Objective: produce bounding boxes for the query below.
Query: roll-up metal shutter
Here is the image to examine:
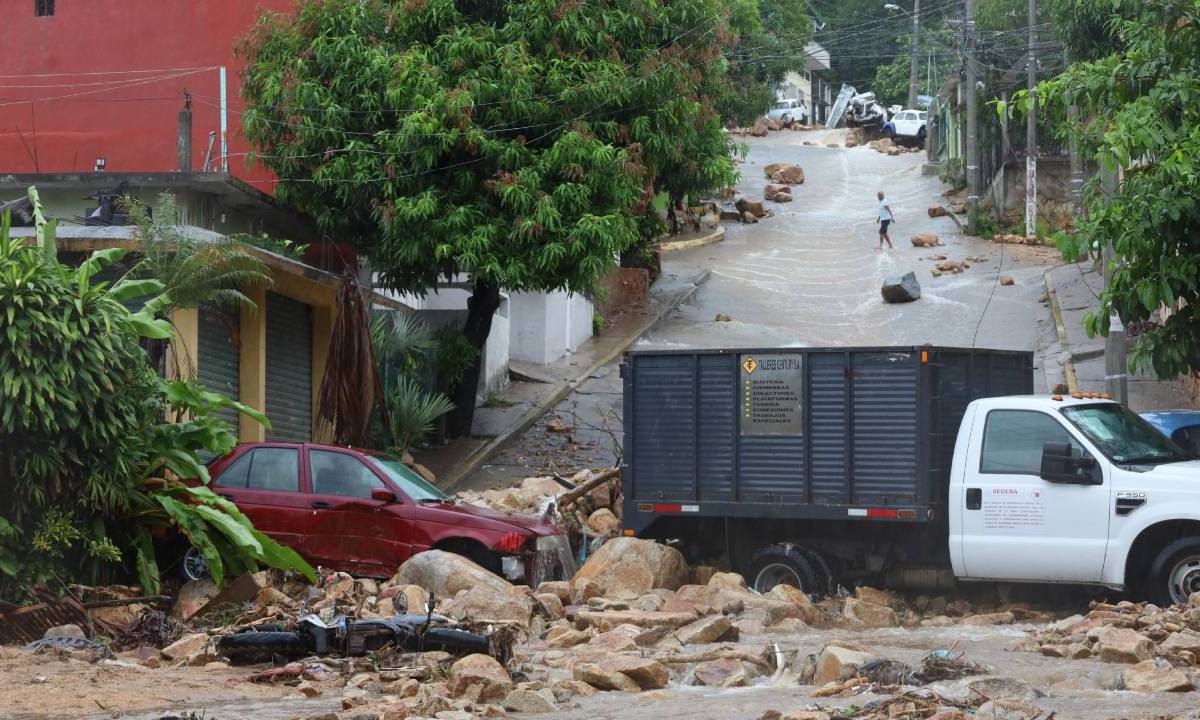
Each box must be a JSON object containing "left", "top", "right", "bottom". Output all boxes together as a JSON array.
[
  {"left": 197, "top": 307, "right": 240, "bottom": 429},
  {"left": 265, "top": 292, "right": 312, "bottom": 442}
]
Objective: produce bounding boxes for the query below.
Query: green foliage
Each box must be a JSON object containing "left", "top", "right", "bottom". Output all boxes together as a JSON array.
[
  {"left": 229, "top": 231, "right": 309, "bottom": 262},
  {"left": 1025, "top": 0, "right": 1200, "bottom": 377},
  {"left": 938, "top": 157, "right": 966, "bottom": 191},
  {"left": 969, "top": 207, "right": 1000, "bottom": 238},
  {"left": 123, "top": 193, "right": 271, "bottom": 315},
  {"left": 0, "top": 198, "right": 312, "bottom": 600},
  {"left": 435, "top": 329, "right": 481, "bottom": 392},
  {"left": 372, "top": 312, "right": 436, "bottom": 383},
  {"left": 592, "top": 312, "right": 605, "bottom": 336},
  {"left": 871, "top": 25, "right": 957, "bottom": 106},
  {"left": 385, "top": 377, "right": 455, "bottom": 455},
  {"left": 240, "top": 0, "right": 740, "bottom": 296},
  {"left": 721, "top": 0, "right": 814, "bottom": 125}
]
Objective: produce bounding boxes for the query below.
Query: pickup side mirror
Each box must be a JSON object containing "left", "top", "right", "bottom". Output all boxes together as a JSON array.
[
  {"left": 371, "top": 487, "right": 398, "bottom": 503},
  {"left": 1040, "top": 441, "right": 1100, "bottom": 485}
]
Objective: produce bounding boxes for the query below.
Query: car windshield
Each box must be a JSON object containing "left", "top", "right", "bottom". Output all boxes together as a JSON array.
[
  {"left": 366, "top": 456, "right": 448, "bottom": 501},
  {"left": 1061, "top": 404, "right": 1190, "bottom": 465},
  {"left": 774, "top": 102, "right": 791, "bottom": 110}
]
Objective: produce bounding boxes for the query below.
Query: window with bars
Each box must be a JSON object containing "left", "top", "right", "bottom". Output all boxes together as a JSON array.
[{"left": 35, "top": 0, "right": 55, "bottom": 16}]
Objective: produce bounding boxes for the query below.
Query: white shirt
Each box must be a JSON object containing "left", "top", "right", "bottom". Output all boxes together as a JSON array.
[{"left": 877, "top": 198, "right": 891, "bottom": 221}]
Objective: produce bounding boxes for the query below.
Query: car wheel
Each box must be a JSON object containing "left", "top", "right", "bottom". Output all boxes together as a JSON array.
[
  {"left": 749, "top": 543, "right": 819, "bottom": 594},
  {"left": 181, "top": 545, "right": 211, "bottom": 582},
  {"left": 1146, "top": 537, "right": 1200, "bottom": 606},
  {"left": 917, "top": 127, "right": 927, "bottom": 142},
  {"left": 884, "top": 127, "right": 895, "bottom": 139}
]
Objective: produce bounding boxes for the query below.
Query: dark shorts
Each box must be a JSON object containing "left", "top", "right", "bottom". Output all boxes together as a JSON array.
[{"left": 879, "top": 219, "right": 891, "bottom": 234}]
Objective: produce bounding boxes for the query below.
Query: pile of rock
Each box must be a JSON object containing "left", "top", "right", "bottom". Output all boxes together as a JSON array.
[
  {"left": 456, "top": 468, "right": 622, "bottom": 542},
  {"left": 1021, "top": 598, "right": 1200, "bottom": 692}
]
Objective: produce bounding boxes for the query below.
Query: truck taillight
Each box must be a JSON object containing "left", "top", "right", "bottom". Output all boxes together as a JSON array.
[{"left": 497, "top": 532, "right": 527, "bottom": 554}]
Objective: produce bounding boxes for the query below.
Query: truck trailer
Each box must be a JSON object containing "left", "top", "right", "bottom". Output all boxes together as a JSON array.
[{"left": 621, "top": 346, "right": 1200, "bottom": 605}]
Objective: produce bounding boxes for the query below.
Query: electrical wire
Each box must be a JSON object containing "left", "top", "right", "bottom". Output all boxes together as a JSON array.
[{"left": 0, "top": 68, "right": 217, "bottom": 108}]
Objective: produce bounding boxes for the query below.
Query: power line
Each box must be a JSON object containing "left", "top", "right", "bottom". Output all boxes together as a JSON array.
[{"left": 0, "top": 68, "right": 216, "bottom": 108}]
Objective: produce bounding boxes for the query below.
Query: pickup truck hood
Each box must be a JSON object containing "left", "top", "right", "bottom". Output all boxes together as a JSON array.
[
  {"left": 425, "top": 500, "right": 561, "bottom": 536},
  {"left": 1139, "top": 459, "right": 1200, "bottom": 482}
]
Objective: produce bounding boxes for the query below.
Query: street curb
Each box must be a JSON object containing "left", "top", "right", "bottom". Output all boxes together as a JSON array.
[
  {"left": 441, "top": 268, "right": 713, "bottom": 492},
  {"left": 1043, "top": 266, "right": 1079, "bottom": 394},
  {"left": 659, "top": 226, "right": 726, "bottom": 253}
]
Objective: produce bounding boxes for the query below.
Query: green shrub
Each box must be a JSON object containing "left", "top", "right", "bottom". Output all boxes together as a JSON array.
[
  {"left": 938, "top": 158, "right": 967, "bottom": 191},
  {"left": 593, "top": 312, "right": 605, "bottom": 336},
  {"left": 0, "top": 190, "right": 313, "bottom": 600}
]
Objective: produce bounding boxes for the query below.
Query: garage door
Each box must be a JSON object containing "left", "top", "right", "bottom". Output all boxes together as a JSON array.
[
  {"left": 265, "top": 292, "right": 312, "bottom": 442},
  {"left": 196, "top": 307, "right": 241, "bottom": 430}
]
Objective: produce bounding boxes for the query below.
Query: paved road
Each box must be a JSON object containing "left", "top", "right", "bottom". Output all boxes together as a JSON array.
[
  {"left": 459, "top": 129, "right": 1062, "bottom": 489},
  {"left": 642, "top": 128, "right": 1061, "bottom": 352}
]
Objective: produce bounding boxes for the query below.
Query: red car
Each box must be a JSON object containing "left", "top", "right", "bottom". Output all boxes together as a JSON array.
[{"left": 182, "top": 442, "right": 573, "bottom": 584}]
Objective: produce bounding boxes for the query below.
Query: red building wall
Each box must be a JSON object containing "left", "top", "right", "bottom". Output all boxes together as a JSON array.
[{"left": 0, "top": 1, "right": 297, "bottom": 191}]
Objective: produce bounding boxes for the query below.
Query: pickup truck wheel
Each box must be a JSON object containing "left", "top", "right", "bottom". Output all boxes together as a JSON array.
[
  {"left": 749, "top": 544, "right": 819, "bottom": 594},
  {"left": 1147, "top": 537, "right": 1200, "bottom": 606}
]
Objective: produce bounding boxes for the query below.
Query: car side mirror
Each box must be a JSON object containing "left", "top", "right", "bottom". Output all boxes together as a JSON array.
[
  {"left": 1040, "top": 441, "right": 1100, "bottom": 485},
  {"left": 371, "top": 488, "right": 398, "bottom": 503}
]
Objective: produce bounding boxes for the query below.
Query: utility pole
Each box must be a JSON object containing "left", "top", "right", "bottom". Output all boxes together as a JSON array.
[
  {"left": 1024, "top": 0, "right": 1038, "bottom": 241},
  {"left": 965, "top": 0, "right": 979, "bottom": 232},
  {"left": 908, "top": 0, "right": 921, "bottom": 108}
]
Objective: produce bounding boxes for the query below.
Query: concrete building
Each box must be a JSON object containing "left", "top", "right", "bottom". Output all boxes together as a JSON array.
[{"left": 777, "top": 43, "right": 833, "bottom": 123}]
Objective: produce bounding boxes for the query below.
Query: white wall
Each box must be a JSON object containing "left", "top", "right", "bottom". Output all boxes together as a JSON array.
[{"left": 508, "top": 290, "right": 594, "bottom": 365}]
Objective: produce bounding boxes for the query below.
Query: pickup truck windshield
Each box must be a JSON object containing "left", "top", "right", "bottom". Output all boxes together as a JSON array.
[
  {"left": 367, "top": 457, "right": 449, "bottom": 501},
  {"left": 1062, "top": 404, "right": 1190, "bottom": 465}
]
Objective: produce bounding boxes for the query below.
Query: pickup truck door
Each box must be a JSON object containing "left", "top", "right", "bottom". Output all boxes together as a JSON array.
[{"left": 957, "top": 408, "right": 1110, "bottom": 581}]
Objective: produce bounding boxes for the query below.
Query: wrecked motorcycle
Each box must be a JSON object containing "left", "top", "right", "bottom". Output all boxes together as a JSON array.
[{"left": 218, "top": 594, "right": 494, "bottom": 663}]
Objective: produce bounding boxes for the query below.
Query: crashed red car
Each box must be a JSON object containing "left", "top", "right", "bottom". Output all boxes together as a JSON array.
[{"left": 183, "top": 442, "right": 574, "bottom": 584}]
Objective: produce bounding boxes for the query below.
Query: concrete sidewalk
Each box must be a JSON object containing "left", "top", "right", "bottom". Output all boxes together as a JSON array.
[
  {"left": 413, "top": 267, "right": 712, "bottom": 490},
  {"left": 1043, "top": 261, "right": 1190, "bottom": 411}
]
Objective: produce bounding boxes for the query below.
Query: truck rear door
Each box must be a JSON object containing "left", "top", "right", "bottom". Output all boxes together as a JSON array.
[{"left": 955, "top": 405, "right": 1109, "bottom": 582}]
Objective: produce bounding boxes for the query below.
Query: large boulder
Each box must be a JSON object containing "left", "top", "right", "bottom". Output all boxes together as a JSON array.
[
  {"left": 574, "top": 609, "right": 697, "bottom": 632},
  {"left": 609, "top": 655, "right": 671, "bottom": 689},
  {"left": 391, "top": 549, "right": 513, "bottom": 598},
  {"left": 570, "top": 538, "right": 688, "bottom": 601},
  {"left": 447, "top": 654, "right": 513, "bottom": 702},
  {"left": 1096, "top": 626, "right": 1155, "bottom": 663},
  {"left": 767, "top": 584, "right": 821, "bottom": 625},
  {"left": 842, "top": 598, "right": 900, "bottom": 627},
  {"left": 928, "top": 205, "right": 948, "bottom": 217},
  {"left": 586, "top": 508, "right": 620, "bottom": 536},
  {"left": 1160, "top": 631, "right": 1200, "bottom": 655},
  {"left": 764, "top": 184, "right": 793, "bottom": 203},
  {"left": 911, "top": 233, "right": 941, "bottom": 247},
  {"left": 813, "top": 644, "right": 875, "bottom": 685},
  {"left": 881, "top": 272, "right": 921, "bottom": 304},
  {"left": 692, "top": 658, "right": 755, "bottom": 687},
  {"left": 673, "top": 614, "right": 735, "bottom": 645},
  {"left": 1122, "top": 658, "right": 1194, "bottom": 692},
  {"left": 503, "top": 688, "right": 559, "bottom": 713},
  {"left": 750, "top": 118, "right": 770, "bottom": 137},
  {"left": 769, "top": 164, "right": 805, "bottom": 184},
  {"left": 442, "top": 584, "right": 533, "bottom": 625},
  {"left": 573, "top": 662, "right": 641, "bottom": 692},
  {"left": 735, "top": 197, "right": 768, "bottom": 218}
]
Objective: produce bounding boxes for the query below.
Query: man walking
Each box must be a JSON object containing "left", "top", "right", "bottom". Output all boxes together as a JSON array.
[{"left": 876, "top": 190, "right": 895, "bottom": 250}]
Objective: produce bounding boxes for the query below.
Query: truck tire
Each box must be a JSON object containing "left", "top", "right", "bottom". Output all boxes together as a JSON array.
[
  {"left": 794, "top": 546, "right": 835, "bottom": 596},
  {"left": 749, "top": 543, "right": 819, "bottom": 594},
  {"left": 1146, "top": 537, "right": 1200, "bottom": 606}
]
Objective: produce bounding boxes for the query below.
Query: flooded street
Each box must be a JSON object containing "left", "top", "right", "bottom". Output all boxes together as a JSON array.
[{"left": 644, "top": 128, "right": 1060, "bottom": 353}]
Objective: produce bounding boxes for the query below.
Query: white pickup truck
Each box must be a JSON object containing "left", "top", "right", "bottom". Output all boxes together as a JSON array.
[
  {"left": 622, "top": 346, "right": 1200, "bottom": 605},
  {"left": 950, "top": 394, "right": 1200, "bottom": 605}
]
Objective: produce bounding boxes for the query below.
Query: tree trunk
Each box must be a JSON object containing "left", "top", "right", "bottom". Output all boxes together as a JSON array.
[{"left": 447, "top": 279, "right": 501, "bottom": 438}]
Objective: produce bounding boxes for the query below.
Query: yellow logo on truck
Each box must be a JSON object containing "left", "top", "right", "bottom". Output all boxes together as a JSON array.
[{"left": 741, "top": 356, "right": 759, "bottom": 375}]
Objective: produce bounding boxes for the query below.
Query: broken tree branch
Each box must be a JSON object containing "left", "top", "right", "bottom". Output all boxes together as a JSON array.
[{"left": 556, "top": 466, "right": 620, "bottom": 509}]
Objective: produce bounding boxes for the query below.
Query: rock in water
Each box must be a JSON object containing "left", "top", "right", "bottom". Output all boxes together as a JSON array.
[
  {"left": 881, "top": 272, "right": 921, "bottom": 303},
  {"left": 1122, "top": 658, "right": 1194, "bottom": 692},
  {"left": 735, "top": 197, "right": 767, "bottom": 218},
  {"left": 910, "top": 233, "right": 941, "bottom": 247}
]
